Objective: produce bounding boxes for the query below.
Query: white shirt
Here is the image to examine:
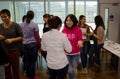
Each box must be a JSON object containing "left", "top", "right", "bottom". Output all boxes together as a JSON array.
[{"left": 41, "top": 29, "right": 72, "bottom": 69}]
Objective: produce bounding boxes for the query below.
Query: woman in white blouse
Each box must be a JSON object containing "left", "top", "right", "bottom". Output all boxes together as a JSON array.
[{"left": 41, "top": 16, "right": 72, "bottom": 79}]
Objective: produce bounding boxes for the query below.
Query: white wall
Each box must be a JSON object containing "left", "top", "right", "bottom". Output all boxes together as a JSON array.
[{"left": 99, "top": 0, "right": 120, "bottom": 43}]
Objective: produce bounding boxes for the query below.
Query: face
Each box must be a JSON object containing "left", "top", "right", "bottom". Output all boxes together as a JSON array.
[
  {"left": 0, "top": 13, "right": 10, "bottom": 24},
  {"left": 66, "top": 17, "right": 73, "bottom": 28},
  {"left": 80, "top": 17, "right": 86, "bottom": 24},
  {"left": 43, "top": 17, "right": 48, "bottom": 23}
]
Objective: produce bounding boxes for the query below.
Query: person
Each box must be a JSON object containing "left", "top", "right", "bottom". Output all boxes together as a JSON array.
[
  {"left": 22, "top": 15, "right": 27, "bottom": 22},
  {"left": 21, "top": 15, "right": 27, "bottom": 74},
  {"left": 78, "top": 15, "right": 92, "bottom": 74},
  {"left": 41, "top": 13, "right": 51, "bottom": 61},
  {"left": 92, "top": 15, "right": 105, "bottom": 72},
  {"left": 43, "top": 13, "right": 51, "bottom": 33},
  {"left": 20, "top": 10, "right": 40, "bottom": 79},
  {"left": 62, "top": 14, "right": 83, "bottom": 79},
  {"left": 0, "top": 39, "right": 9, "bottom": 79},
  {"left": 41, "top": 16, "right": 72, "bottom": 79},
  {"left": 0, "top": 9, "right": 23, "bottom": 79}
]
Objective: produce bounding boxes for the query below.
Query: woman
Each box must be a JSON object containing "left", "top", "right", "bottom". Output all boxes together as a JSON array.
[
  {"left": 21, "top": 10, "right": 40, "bottom": 79},
  {"left": 0, "top": 9, "right": 23, "bottom": 79},
  {"left": 78, "top": 15, "right": 91, "bottom": 74},
  {"left": 43, "top": 13, "right": 51, "bottom": 33},
  {"left": 62, "top": 14, "right": 83, "bottom": 79},
  {"left": 41, "top": 16, "right": 72, "bottom": 79},
  {"left": 92, "top": 15, "right": 105, "bottom": 72}
]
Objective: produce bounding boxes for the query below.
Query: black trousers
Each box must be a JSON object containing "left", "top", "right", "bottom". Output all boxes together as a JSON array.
[{"left": 48, "top": 64, "right": 69, "bottom": 79}]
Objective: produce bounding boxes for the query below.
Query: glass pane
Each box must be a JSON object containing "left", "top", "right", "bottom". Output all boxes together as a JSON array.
[
  {"left": 75, "top": 1, "right": 84, "bottom": 19},
  {"left": 15, "top": 1, "right": 29, "bottom": 23},
  {"left": 49, "top": 1, "right": 65, "bottom": 22},
  {"left": 86, "top": 1, "right": 97, "bottom": 29},
  {"left": 86, "top": 1, "right": 97, "bottom": 23},
  {"left": 68, "top": 1, "right": 74, "bottom": 14},
  {"left": 30, "top": 1, "right": 44, "bottom": 23},
  {"left": 105, "top": 8, "right": 109, "bottom": 40},
  {"left": 0, "top": 1, "right": 14, "bottom": 22}
]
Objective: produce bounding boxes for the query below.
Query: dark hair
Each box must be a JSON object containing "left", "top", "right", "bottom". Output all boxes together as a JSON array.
[
  {"left": 26, "top": 10, "right": 34, "bottom": 24},
  {"left": 78, "top": 15, "right": 85, "bottom": 26},
  {"left": 22, "top": 15, "right": 27, "bottom": 22},
  {"left": 94, "top": 15, "right": 105, "bottom": 32},
  {"left": 64, "top": 14, "right": 78, "bottom": 29},
  {"left": 48, "top": 16, "right": 62, "bottom": 29},
  {"left": 0, "top": 9, "right": 11, "bottom": 17},
  {"left": 43, "top": 14, "right": 50, "bottom": 18}
]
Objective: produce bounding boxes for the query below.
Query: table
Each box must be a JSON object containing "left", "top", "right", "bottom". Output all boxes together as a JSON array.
[{"left": 103, "top": 40, "right": 120, "bottom": 79}]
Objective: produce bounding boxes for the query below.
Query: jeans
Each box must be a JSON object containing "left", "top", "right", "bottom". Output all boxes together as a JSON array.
[
  {"left": 94, "top": 44, "right": 104, "bottom": 65},
  {"left": 80, "top": 41, "right": 90, "bottom": 68},
  {"left": 48, "top": 64, "right": 69, "bottom": 79},
  {"left": 0, "top": 66, "right": 5, "bottom": 79},
  {"left": 67, "top": 54, "right": 80, "bottom": 79},
  {"left": 23, "top": 43, "right": 38, "bottom": 79}
]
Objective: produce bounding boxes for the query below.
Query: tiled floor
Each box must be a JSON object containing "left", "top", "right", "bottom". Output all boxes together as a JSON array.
[{"left": 20, "top": 51, "right": 118, "bottom": 79}]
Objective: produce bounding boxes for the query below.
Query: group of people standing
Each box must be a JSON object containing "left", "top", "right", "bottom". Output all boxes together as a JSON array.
[{"left": 0, "top": 8, "right": 105, "bottom": 79}]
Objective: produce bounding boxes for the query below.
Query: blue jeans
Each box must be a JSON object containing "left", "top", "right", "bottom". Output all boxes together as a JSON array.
[
  {"left": 0, "top": 66, "right": 5, "bottom": 79},
  {"left": 67, "top": 54, "right": 80, "bottom": 79},
  {"left": 23, "top": 43, "right": 39, "bottom": 79},
  {"left": 80, "top": 41, "right": 90, "bottom": 68}
]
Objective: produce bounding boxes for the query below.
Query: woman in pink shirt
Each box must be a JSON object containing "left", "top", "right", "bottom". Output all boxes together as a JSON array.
[{"left": 62, "top": 14, "right": 83, "bottom": 79}]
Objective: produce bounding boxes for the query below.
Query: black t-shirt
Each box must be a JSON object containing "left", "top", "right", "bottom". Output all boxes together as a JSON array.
[{"left": 0, "top": 22, "right": 23, "bottom": 51}]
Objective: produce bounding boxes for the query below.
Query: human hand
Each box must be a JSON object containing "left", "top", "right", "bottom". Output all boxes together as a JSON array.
[
  {"left": 0, "top": 35, "right": 5, "bottom": 40},
  {"left": 78, "top": 41, "right": 83, "bottom": 47},
  {"left": 5, "top": 38, "right": 13, "bottom": 44}
]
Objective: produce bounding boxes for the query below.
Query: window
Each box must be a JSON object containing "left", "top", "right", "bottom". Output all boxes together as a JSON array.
[
  {"left": 0, "top": 0, "right": 98, "bottom": 36},
  {"left": 75, "top": 1, "right": 84, "bottom": 19},
  {"left": 0, "top": 1, "right": 14, "bottom": 21},
  {"left": 49, "top": 1, "right": 65, "bottom": 22}
]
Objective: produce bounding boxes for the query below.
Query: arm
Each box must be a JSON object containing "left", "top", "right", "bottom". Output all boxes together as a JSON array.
[
  {"left": 5, "top": 37, "right": 23, "bottom": 44},
  {"left": 34, "top": 31, "right": 41, "bottom": 48},
  {"left": 77, "top": 28, "right": 83, "bottom": 47},
  {"left": 63, "top": 35, "right": 72, "bottom": 53}
]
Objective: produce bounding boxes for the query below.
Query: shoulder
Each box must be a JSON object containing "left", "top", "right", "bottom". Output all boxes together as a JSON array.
[{"left": 98, "top": 26, "right": 104, "bottom": 30}]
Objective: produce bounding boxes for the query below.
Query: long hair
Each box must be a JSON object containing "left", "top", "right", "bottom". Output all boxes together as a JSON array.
[
  {"left": 64, "top": 14, "right": 78, "bottom": 29},
  {"left": 78, "top": 15, "right": 86, "bottom": 27},
  {"left": 94, "top": 15, "right": 105, "bottom": 32}
]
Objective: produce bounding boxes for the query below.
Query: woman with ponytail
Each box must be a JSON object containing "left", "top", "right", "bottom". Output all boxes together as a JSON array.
[{"left": 20, "top": 10, "right": 40, "bottom": 79}]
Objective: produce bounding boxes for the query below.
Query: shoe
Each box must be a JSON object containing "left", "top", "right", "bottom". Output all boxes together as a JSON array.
[
  {"left": 34, "top": 75, "right": 39, "bottom": 79},
  {"left": 82, "top": 68, "right": 88, "bottom": 75}
]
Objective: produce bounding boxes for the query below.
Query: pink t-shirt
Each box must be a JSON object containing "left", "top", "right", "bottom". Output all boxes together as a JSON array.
[{"left": 62, "top": 26, "right": 82, "bottom": 55}]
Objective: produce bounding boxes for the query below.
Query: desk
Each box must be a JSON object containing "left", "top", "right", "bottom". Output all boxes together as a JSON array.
[{"left": 104, "top": 40, "right": 120, "bottom": 79}]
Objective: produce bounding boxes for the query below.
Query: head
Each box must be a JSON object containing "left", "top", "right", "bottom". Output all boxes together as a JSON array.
[
  {"left": 48, "top": 16, "right": 62, "bottom": 30},
  {"left": 22, "top": 15, "right": 27, "bottom": 22},
  {"left": 94, "top": 15, "right": 105, "bottom": 30},
  {"left": 43, "top": 14, "right": 50, "bottom": 23},
  {"left": 26, "top": 10, "right": 34, "bottom": 24},
  {"left": 78, "top": 15, "right": 86, "bottom": 26},
  {"left": 0, "top": 9, "right": 11, "bottom": 24},
  {"left": 64, "top": 14, "right": 78, "bottom": 29}
]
